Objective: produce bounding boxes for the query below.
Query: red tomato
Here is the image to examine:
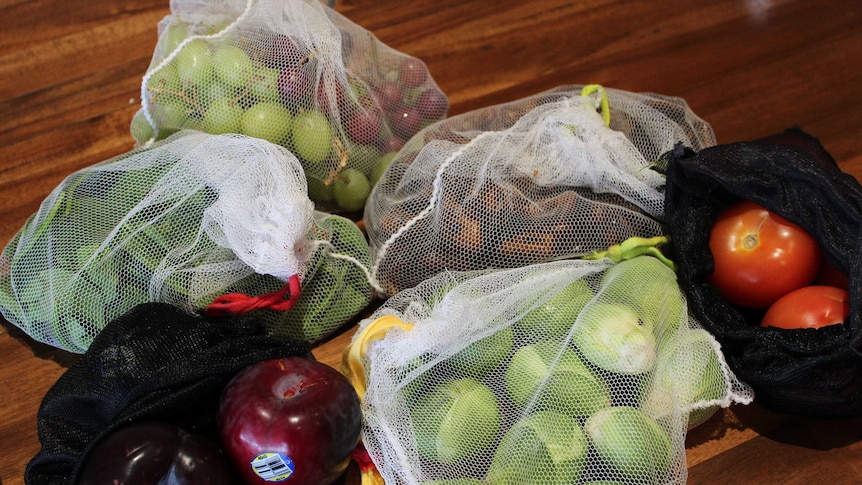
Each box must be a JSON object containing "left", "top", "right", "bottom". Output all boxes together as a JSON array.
[
  {"left": 708, "top": 200, "right": 821, "bottom": 308},
  {"left": 761, "top": 285, "right": 849, "bottom": 329}
]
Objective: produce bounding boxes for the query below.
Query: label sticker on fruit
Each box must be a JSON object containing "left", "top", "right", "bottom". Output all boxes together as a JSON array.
[{"left": 251, "top": 452, "right": 295, "bottom": 482}]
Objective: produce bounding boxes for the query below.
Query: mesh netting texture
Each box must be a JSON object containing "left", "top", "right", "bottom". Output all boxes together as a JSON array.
[
  {"left": 133, "top": 0, "right": 448, "bottom": 213},
  {"left": 664, "top": 128, "right": 862, "bottom": 418},
  {"left": 364, "top": 84, "right": 716, "bottom": 295},
  {"left": 0, "top": 131, "right": 373, "bottom": 353},
  {"left": 352, "top": 257, "right": 752, "bottom": 485},
  {"left": 24, "top": 302, "right": 311, "bottom": 485}
]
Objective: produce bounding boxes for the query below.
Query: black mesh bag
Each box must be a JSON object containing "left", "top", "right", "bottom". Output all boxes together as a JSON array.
[
  {"left": 663, "top": 128, "right": 862, "bottom": 418},
  {"left": 25, "top": 302, "right": 312, "bottom": 485}
]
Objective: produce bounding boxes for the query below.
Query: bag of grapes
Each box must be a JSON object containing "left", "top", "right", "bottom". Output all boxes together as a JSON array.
[
  {"left": 0, "top": 131, "right": 374, "bottom": 353},
  {"left": 132, "top": 0, "right": 449, "bottom": 213},
  {"left": 364, "top": 84, "right": 716, "bottom": 295},
  {"left": 342, "top": 252, "right": 753, "bottom": 485}
]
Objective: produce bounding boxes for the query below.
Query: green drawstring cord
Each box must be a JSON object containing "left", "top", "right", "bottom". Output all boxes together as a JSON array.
[{"left": 584, "top": 235, "right": 677, "bottom": 272}]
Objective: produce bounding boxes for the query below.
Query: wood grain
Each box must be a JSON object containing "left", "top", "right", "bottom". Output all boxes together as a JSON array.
[{"left": 1, "top": 1, "right": 861, "bottom": 484}]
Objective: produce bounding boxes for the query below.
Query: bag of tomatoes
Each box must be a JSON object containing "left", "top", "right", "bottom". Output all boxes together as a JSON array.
[
  {"left": 663, "top": 127, "right": 862, "bottom": 418},
  {"left": 132, "top": 0, "right": 448, "bottom": 213}
]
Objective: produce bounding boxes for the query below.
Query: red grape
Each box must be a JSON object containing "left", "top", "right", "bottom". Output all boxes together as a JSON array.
[
  {"left": 345, "top": 109, "right": 383, "bottom": 145},
  {"left": 398, "top": 57, "right": 429, "bottom": 88},
  {"left": 415, "top": 88, "right": 449, "bottom": 120},
  {"left": 389, "top": 104, "right": 423, "bottom": 139},
  {"left": 374, "top": 82, "right": 404, "bottom": 110},
  {"left": 277, "top": 66, "right": 313, "bottom": 106}
]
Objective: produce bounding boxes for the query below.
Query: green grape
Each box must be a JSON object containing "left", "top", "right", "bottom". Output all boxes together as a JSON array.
[
  {"left": 346, "top": 143, "right": 380, "bottom": 173},
  {"left": 201, "top": 79, "right": 237, "bottom": 108},
  {"left": 160, "top": 23, "right": 188, "bottom": 56},
  {"left": 203, "top": 97, "right": 243, "bottom": 134},
  {"left": 332, "top": 168, "right": 371, "bottom": 212},
  {"left": 150, "top": 95, "right": 193, "bottom": 138},
  {"left": 175, "top": 39, "right": 214, "bottom": 84},
  {"left": 291, "top": 109, "right": 332, "bottom": 163},
  {"left": 370, "top": 151, "right": 397, "bottom": 185},
  {"left": 212, "top": 45, "right": 254, "bottom": 88},
  {"left": 306, "top": 176, "right": 335, "bottom": 204},
  {"left": 130, "top": 111, "right": 155, "bottom": 143},
  {"left": 146, "top": 63, "right": 182, "bottom": 95},
  {"left": 248, "top": 64, "right": 281, "bottom": 101},
  {"left": 241, "top": 101, "right": 293, "bottom": 144}
]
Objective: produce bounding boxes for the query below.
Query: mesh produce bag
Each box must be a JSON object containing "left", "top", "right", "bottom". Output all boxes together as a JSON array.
[
  {"left": 343, "top": 255, "right": 752, "bottom": 485},
  {"left": 132, "top": 0, "right": 449, "bottom": 212},
  {"left": 0, "top": 130, "right": 373, "bottom": 353},
  {"left": 25, "top": 302, "right": 311, "bottom": 485},
  {"left": 664, "top": 128, "right": 862, "bottom": 418},
  {"left": 365, "top": 84, "right": 715, "bottom": 295}
]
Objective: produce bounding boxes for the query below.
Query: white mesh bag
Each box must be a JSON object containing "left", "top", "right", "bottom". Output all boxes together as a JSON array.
[
  {"left": 365, "top": 84, "right": 716, "bottom": 295},
  {"left": 131, "top": 0, "right": 449, "bottom": 212},
  {"left": 343, "top": 255, "right": 752, "bottom": 485},
  {"left": 0, "top": 131, "right": 373, "bottom": 353}
]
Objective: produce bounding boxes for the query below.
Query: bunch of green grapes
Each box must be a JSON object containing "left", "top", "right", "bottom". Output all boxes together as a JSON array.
[{"left": 133, "top": 23, "right": 448, "bottom": 213}]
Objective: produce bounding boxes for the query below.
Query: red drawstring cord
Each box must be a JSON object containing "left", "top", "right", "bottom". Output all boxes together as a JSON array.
[{"left": 205, "top": 274, "right": 301, "bottom": 317}]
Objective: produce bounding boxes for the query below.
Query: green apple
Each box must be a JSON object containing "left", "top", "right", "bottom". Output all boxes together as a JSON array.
[
  {"left": 413, "top": 377, "right": 500, "bottom": 464},
  {"left": 146, "top": 63, "right": 182, "bottom": 95},
  {"left": 584, "top": 406, "right": 675, "bottom": 482},
  {"left": 515, "top": 279, "right": 594, "bottom": 341},
  {"left": 571, "top": 302, "right": 656, "bottom": 375},
  {"left": 504, "top": 340, "right": 610, "bottom": 417},
  {"left": 248, "top": 64, "right": 281, "bottom": 101},
  {"left": 291, "top": 109, "right": 333, "bottom": 163},
  {"left": 130, "top": 110, "right": 154, "bottom": 143},
  {"left": 160, "top": 23, "right": 188, "bottom": 57},
  {"left": 487, "top": 410, "right": 588, "bottom": 485}
]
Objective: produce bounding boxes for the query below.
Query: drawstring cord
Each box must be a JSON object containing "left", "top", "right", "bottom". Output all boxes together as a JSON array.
[{"left": 205, "top": 273, "right": 301, "bottom": 316}]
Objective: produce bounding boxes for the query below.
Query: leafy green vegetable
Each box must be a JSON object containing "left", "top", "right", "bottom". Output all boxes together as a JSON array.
[
  {"left": 505, "top": 340, "right": 610, "bottom": 417},
  {"left": 584, "top": 406, "right": 674, "bottom": 482},
  {"left": 571, "top": 302, "right": 656, "bottom": 375},
  {"left": 413, "top": 377, "right": 500, "bottom": 464},
  {"left": 487, "top": 410, "right": 588, "bottom": 485}
]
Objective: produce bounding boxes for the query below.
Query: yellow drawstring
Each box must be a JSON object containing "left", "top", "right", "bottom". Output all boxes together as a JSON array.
[
  {"left": 580, "top": 84, "right": 611, "bottom": 127},
  {"left": 342, "top": 315, "right": 415, "bottom": 485}
]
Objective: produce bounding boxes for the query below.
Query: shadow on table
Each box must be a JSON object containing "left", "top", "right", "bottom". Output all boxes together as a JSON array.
[{"left": 687, "top": 401, "right": 862, "bottom": 451}]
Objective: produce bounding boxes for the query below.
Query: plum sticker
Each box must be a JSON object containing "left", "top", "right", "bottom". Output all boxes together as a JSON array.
[{"left": 251, "top": 452, "right": 295, "bottom": 482}]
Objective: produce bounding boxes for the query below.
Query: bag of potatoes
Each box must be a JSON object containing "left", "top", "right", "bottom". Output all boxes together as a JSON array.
[{"left": 364, "top": 84, "right": 715, "bottom": 295}]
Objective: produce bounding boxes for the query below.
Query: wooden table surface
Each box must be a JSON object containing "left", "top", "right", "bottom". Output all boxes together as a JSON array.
[{"left": 2, "top": 0, "right": 861, "bottom": 484}]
